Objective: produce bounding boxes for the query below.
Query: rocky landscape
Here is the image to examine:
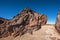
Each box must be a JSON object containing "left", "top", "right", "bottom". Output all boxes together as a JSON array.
[{"left": 0, "top": 8, "right": 60, "bottom": 40}]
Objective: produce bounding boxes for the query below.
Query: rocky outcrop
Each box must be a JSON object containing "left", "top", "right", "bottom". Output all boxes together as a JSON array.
[
  {"left": 0, "top": 17, "right": 9, "bottom": 38},
  {"left": 1, "top": 8, "right": 60, "bottom": 40},
  {"left": 0, "top": 24, "right": 60, "bottom": 40},
  {"left": 0, "top": 8, "right": 47, "bottom": 38},
  {"left": 55, "top": 11, "right": 60, "bottom": 33}
]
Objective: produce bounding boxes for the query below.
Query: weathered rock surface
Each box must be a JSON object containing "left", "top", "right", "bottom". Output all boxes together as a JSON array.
[
  {"left": 0, "top": 24, "right": 60, "bottom": 40},
  {"left": 55, "top": 11, "right": 60, "bottom": 33},
  {"left": 0, "top": 8, "right": 47, "bottom": 38},
  {"left": 0, "top": 8, "right": 60, "bottom": 40}
]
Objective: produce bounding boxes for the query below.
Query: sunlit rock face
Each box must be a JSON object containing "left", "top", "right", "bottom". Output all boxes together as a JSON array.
[
  {"left": 20, "top": 24, "right": 60, "bottom": 40},
  {"left": 0, "top": 8, "right": 60, "bottom": 40},
  {"left": 0, "top": 17, "right": 9, "bottom": 38},
  {"left": 0, "top": 8, "right": 47, "bottom": 38},
  {"left": 55, "top": 11, "right": 60, "bottom": 33},
  {"left": 0, "top": 24, "right": 60, "bottom": 40}
]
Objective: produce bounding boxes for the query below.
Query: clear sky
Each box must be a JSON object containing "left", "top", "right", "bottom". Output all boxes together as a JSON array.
[{"left": 0, "top": 0, "right": 60, "bottom": 24}]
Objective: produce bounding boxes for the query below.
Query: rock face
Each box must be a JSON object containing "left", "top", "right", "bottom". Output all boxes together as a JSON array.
[
  {"left": 55, "top": 11, "right": 60, "bottom": 33},
  {"left": 0, "top": 24, "right": 60, "bottom": 40},
  {"left": 0, "top": 8, "right": 47, "bottom": 38}
]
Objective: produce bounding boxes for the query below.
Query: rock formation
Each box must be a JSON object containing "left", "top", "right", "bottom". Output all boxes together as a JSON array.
[
  {"left": 0, "top": 8, "right": 60, "bottom": 40},
  {"left": 0, "top": 8, "right": 47, "bottom": 38},
  {"left": 55, "top": 11, "right": 60, "bottom": 33}
]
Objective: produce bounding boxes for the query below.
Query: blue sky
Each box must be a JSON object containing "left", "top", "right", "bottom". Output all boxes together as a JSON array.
[{"left": 0, "top": 0, "right": 60, "bottom": 24}]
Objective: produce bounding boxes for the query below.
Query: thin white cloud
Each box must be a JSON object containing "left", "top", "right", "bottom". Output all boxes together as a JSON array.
[{"left": 47, "top": 21, "right": 55, "bottom": 24}]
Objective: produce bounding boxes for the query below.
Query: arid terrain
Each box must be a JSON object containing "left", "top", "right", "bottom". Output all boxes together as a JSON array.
[
  {"left": 0, "top": 24, "right": 60, "bottom": 40},
  {"left": 0, "top": 8, "right": 60, "bottom": 40}
]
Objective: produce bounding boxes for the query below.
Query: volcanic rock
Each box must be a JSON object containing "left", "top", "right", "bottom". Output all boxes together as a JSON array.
[{"left": 0, "top": 8, "right": 47, "bottom": 38}]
